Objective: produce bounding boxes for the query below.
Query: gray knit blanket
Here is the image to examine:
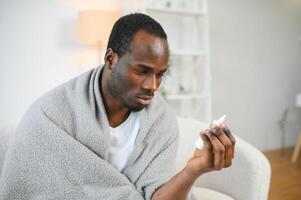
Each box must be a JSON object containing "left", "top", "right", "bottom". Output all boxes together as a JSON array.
[{"left": 0, "top": 66, "right": 180, "bottom": 200}]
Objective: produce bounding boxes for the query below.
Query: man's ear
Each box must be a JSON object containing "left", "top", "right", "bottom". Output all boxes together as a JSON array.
[{"left": 104, "top": 48, "right": 118, "bottom": 70}]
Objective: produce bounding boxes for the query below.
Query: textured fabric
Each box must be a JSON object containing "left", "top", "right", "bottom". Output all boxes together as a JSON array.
[
  {"left": 191, "top": 187, "right": 234, "bottom": 200},
  {"left": 0, "top": 127, "right": 14, "bottom": 175},
  {"left": 0, "top": 66, "right": 180, "bottom": 200},
  {"left": 108, "top": 111, "right": 140, "bottom": 172}
]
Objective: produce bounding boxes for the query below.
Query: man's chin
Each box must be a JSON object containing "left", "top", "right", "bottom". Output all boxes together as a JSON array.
[
  {"left": 125, "top": 100, "right": 149, "bottom": 112},
  {"left": 124, "top": 97, "right": 152, "bottom": 112},
  {"left": 129, "top": 104, "right": 146, "bottom": 112}
]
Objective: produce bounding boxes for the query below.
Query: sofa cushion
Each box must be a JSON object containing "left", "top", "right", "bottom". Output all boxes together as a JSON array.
[{"left": 191, "top": 187, "right": 234, "bottom": 200}]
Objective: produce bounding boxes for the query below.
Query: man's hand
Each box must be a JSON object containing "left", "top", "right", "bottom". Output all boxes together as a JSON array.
[
  {"left": 151, "top": 124, "right": 235, "bottom": 200},
  {"left": 185, "top": 124, "right": 236, "bottom": 178}
]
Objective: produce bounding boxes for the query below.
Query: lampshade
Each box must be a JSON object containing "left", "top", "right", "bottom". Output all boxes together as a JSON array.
[
  {"left": 296, "top": 93, "right": 301, "bottom": 107},
  {"left": 79, "top": 10, "right": 120, "bottom": 45}
]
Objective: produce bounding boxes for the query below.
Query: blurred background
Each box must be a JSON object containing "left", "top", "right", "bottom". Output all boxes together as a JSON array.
[{"left": 0, "top": 0, "right": 301, "bottom": 199}]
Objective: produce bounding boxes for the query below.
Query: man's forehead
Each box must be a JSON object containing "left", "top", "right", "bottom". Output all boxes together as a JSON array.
[{"left": 130, "top": 30, "right": 169, "bottom": 60}]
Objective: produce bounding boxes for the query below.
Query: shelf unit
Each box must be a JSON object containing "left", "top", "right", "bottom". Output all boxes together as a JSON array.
[
  {"left": 122, "top": 0, "right": 212, "bottom": 122},
  {"left": 170, "top": 50, "right": 207, "bottom": 57},
  {"left": 145, "top": 6, "right": 205, "bottom": 16}
]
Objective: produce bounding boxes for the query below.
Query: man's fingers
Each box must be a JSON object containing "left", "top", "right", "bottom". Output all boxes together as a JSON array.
[
  {"left": 221, "top": 124, "right": 236, "bottom": 145},
  {"left": 197, "top": 124, "right": 236, "bottom": 170},
  {"left": 221, "top": 124, "right": 236, "bottom": 159},
  {"left": 200, "top": 131, "right": 212, "bottom": 149},
  {"left": 209, "top": 126, "right": 233, "bottom": 167},
  {"left": 205, "top": 130, "right": 225, "bottom": 170}
]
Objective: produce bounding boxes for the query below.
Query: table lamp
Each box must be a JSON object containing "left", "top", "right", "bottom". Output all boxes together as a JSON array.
[
  {"left": 78, "top": 10, "right": 120, "bottom": 68},
  {"left": 79, "top": 10, "right": 120, "bottom": 46}
]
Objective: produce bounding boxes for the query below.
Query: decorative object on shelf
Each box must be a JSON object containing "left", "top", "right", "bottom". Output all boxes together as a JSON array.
[
  {"left": 165, "top": 0, "right": 172, "bottom": 8},
  {"left": 177, "top": 0, "right": 190, "bottom": 10},
  {"left": 278, "top": 108, "right": 289, "bottom": 158}
]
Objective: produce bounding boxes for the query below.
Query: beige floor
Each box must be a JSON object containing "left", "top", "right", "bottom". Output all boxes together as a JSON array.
[{"left": 264, "top": 148, "right": 301, "bottom": 200}]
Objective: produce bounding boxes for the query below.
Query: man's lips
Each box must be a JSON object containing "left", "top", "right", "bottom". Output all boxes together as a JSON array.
[{"left": 136, "top": 95, "right": 153, "bottom": 105}]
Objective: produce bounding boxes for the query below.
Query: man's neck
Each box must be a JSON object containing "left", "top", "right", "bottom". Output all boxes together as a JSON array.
[
  {"left": 100, "top": 67, "right": 130, "bottom": 128},
  {"left": 105, "top": 102, "right": 130, "bottom": 128}
]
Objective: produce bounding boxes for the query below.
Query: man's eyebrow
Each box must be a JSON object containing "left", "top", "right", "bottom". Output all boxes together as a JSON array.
[
  {"left": 137, "top": 64, "right": 152, "bottom": 70},
  {"left": 136, "top": 64, "right": 169, "bottom": 73},
  {"left": 159, "top": 63, "right": 170, "bottom": 73},
  {"left": 159, "top": 68, "right": 168, "bottom": 73}
]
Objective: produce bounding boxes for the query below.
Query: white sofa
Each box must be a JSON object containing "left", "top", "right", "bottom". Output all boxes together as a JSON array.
[{"left": 0, "top": 117, "right": 271, "bottom": 200}]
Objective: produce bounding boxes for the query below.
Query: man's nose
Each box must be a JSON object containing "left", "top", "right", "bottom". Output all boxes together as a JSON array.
[{"left": 143, "top": 75, "right": 158, "bottom": 93}]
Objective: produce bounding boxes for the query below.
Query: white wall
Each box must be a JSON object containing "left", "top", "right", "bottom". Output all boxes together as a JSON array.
[
  {"left": 209, "top": 0, "right": 301, "bottom": 150},
  {"left": 0, "top": 0, "right": 84, "bottom": 128},
  {"left": 0, "top": 0, "right": 122, "bottom": 129}
]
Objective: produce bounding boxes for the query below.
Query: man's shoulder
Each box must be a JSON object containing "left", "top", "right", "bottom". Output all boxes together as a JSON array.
[
  {"left": 35, "top": 67, "right": 96, "bottom": 107},
  {"left": 19, "top": 67, "right": 98, "bottom": 133}
]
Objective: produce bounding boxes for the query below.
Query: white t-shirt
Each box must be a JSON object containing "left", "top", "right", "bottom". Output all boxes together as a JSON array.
[{"left": 108, "top": 112, "right": 140, "bottom": 172}]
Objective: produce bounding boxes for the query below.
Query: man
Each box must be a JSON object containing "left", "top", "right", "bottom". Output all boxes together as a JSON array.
[{"left": 0, "top": 13, "right": 235, "bottom": 200}]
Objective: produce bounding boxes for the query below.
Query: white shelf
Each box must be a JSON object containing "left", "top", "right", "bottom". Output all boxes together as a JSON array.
[
  {"left": 145, "top": 6, "right": 205, "bottom": 17},
  {"left": 170, "top": 50, "right": 207, "bottom": 57},
  {"left": 165, "top": 93, "right": 209, "bottom": 100}
]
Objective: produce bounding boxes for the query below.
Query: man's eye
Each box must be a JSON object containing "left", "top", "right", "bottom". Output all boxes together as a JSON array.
[
  {"left": 156, "top": 72, "right": 165, "bottom": 78},
  {"left": 136, "top": 68, "right": 148, "bottom": 74}
]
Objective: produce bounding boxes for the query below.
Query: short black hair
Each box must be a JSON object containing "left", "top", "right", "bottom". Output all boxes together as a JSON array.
[{"left": 107, "top": 13, "right": 167, "bottom": 57}]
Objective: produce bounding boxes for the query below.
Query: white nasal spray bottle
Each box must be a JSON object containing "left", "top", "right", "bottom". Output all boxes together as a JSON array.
[{"left": 195, "top": 115, "right": 227, "bottom": 149}]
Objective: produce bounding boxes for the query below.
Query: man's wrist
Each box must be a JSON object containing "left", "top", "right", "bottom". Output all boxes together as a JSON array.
[{"left": 182, "top": 167, "right": 200, "bottom": 184}]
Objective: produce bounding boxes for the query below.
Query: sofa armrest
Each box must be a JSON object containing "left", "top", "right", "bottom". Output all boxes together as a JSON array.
[{"left": 194, "top": 137, "right": 271, "bottom": 200}]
